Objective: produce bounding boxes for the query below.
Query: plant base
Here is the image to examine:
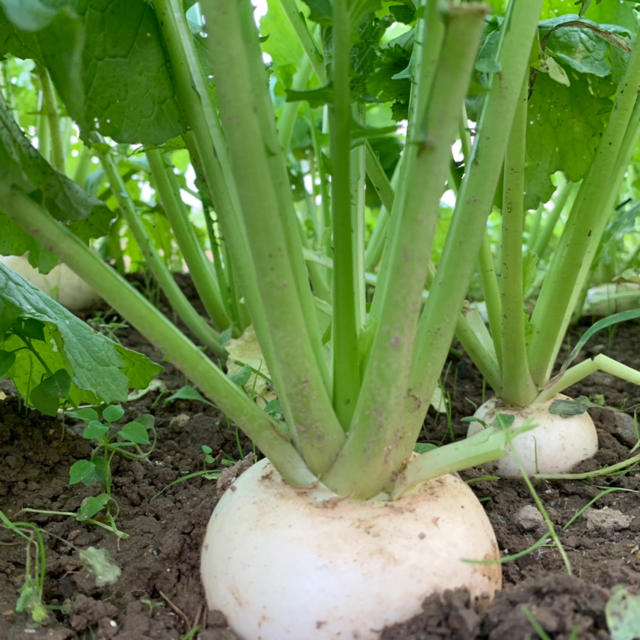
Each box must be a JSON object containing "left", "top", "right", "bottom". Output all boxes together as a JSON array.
[
  {"left": 200, "top": 458, "right": 501, "bottom": 639},
  {"left": 467, "top": 393, "right": 598, "bottom": 477}
]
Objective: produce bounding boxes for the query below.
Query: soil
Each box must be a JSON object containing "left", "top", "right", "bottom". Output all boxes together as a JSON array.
[{"left": 1, "top": 291, "right": 640, "bottom": 639}]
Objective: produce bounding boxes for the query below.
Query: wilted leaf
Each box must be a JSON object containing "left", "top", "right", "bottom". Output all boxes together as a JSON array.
[{"left": 80, "top": 546, "right": 121, "bottom": 587}]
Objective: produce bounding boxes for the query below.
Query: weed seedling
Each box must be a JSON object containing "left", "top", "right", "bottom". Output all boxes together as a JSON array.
[
  {"left": 0, "top": 511, "right": 48, "bottom": 624},
  {"left": 25, "top": 404, "right": 155, "bottom": 539}
]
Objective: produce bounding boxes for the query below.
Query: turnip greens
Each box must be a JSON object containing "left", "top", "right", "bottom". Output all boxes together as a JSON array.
[{"left": 1, "top": 0, "right": 640, "bottom": 499}]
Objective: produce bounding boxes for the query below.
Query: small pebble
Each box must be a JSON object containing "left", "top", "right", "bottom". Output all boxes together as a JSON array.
[
  {"left": 513, "top": 505, "right": 545, "bottom": 531},
  {"left": 584, "top": 507, "right": 632, "bottom": 532},
  {"left": 169, "top": 413, "right": 190, "bottom": 429}
]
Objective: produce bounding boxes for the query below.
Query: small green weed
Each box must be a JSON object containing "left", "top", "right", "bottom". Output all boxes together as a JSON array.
[
  {"left": 25, "top": 404, "right": 156, "bottom": 539},
  {"left": 0, "top": 511, "right": 48, "bottom": 624}
]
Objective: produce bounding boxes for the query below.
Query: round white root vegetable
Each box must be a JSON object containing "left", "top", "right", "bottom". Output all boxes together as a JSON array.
[
  {"left": 467, "top": 394, "right": 598, "bottom": 477},
  {"left": 0, "top": 255, "right": 100, "bottom": 312},
  {"left": 201, "top": 458, "right": 502, "bottom": 640}
]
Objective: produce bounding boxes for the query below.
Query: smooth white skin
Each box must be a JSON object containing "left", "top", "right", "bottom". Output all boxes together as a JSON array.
[
  {"left": 0, "top": 255, "right": 100, "bottom": 311},
  {"left": 201, "top": 458, "right": 501, "bottom": 640},
  {"left": 467, "top": 394, "right": 598, "bottom": 477}
]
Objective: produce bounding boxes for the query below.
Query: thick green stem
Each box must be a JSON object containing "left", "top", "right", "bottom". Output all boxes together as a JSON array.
[
  {"left": 322, "top": 5, "right": 489, "bottom": 498},
  {"left": 455, "top": 310, "right": 502, "bottom": 392},
  {"left": 146, "top": 149, "right": 232, "bottom": 331},
  {"left": 391, "top": 422, "right": 536, "bottom": 498},
  {"left": 236, "top": 3, "right": 330, "bottom": 386},
  {"left": 367, "top": 0, "right": 445, "bottom": 324},
  {"left": 154, "top": 0, "right": 296, "bottom": 446},
  {"left": 2, "top": 189, "right": 316, "bottom": 488},
  {"left": 531, "top": 179, "right": 575, "bottom": 258},
  {"left": 537, "top": 353, "right": 640, "bottom": 403},
  {"left": 96, "top": 146, "right": 225, "bottom": 357},
  {"left": 36, "top": 64, "right": 65, "bottom": 173},
  {"left": 478, "top": 233, "right": 502, "bottom": 369},
  {"left": 351, "top": 127, "right": 367, "bottom": 332},
  {"left": 499, "top": 80, "right": 537, "bottom": 406},
  {"left": 201, "top": 0, "right": 345, "bottom": 474},
  {"left": 403, "top": 0, "right": 544, "bottom": 470},
  {"left": 330, "top": 1, "right": 361, "bottom": 426},
  {"left": 278, "top": 54, "right": 314, "bottom": 152},
  {"left": 528, "top": 37, "right": 640, "bottom": 386}
]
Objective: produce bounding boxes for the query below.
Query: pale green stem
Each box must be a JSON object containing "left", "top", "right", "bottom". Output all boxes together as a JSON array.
[
  {"left": 154, "top": 0, "right": 294, "bottom": 449},
  {"left": 403, "top": 0, "right": 544, "bottom": 474},
  {"left": 367, "top": 0, "right": 445, "bottom": 324},
  {"left": 201, "top": 0, "right": 345, "bottom": 474},
  {"left": 351, "top": 129, "right": 367, "bottom": 332},
  {"left": 478, "top": 233, "right": 503, "bottom": 368},
  {"left": 146, "top": 149, "right": 232, "bottom": 331},
  {"left": 72, "top": 146, "right": 94, "bottom": 188},
  {"left": 499, "top": 79, "right": 537, "bottom": 406},
  {"left": 391, "top": 422, "right": 536, "bottom": 499},
  {"left": 537, "top": 353, "right": 640, "bottom": 403},
  {"left": 278, "top": 54, "right": 314, "bottom": 152},
  {"left": 531, "top": 179, "right": 575, "bottom": 258},
  {"left": 237, "top": 0, "right": 332, "bottom": 396},
  {"left": 329, "top": 0, "right": 361, "bottom": 427},
  {"left": 2, "top": 189, "right": 316, "bottom": 488},
  {"left": 36, "top": 64, "right": 65, "bottom": 172},
  {"left": 322, "top": 5, "right": 489, "bottom": 498},
  {"left": 96, "top": 145, "right": 225, "bottom": 357},
  {"left": 455, "top": 310, "right": 502, "bottom": 392}
]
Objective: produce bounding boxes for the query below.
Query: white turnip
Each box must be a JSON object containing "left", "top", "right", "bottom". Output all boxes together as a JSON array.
[
  {"left": 0, "top": 255, "right": 100, "bottom": 312},
  {"left": 467, "top": 394, "right": 598, "bottom": 477},
  {"left": 201, "top": 458, "right": 502, "bottom": 640}
]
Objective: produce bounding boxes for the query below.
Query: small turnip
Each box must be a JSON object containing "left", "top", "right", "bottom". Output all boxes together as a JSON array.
[
  {"left": 0, "top": 255, "right": 100, "bottom": 312},
  {"left": 467, "top": 394, "right": 598, "bottom": 477}
]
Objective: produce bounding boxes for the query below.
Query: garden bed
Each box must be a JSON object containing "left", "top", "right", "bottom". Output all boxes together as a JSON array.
[{"left": 1, "top": 313, "right": 639, "bottom": 639}]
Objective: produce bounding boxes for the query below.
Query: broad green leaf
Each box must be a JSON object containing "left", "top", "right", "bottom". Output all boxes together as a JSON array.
[
  {"left": 300, "top": 0, "right": 332, "bottom": 26},
  {"left": 118, "top": 420, "right": 150, "bottom": 445},
  {"left": 549, "top": 395, "right": 593, "bottom": 417},
  {"left": 0, "top": 95, "right": 110, "bottom": 224},
  {"left": 82, "top": 420, "right": 109, "bottom": 440},
  {"left": 262, "top": 0, "right": 304, "bottom": 92},
  {"left": 0, "top": 0, "right": 182, "bottom": 145},
  {"left": 0, "top": 0, "right": 60, "bottom": 31},
  {"left": 102, "top": 404, "right": 125, "bottom": 424},
  {"left": 77, "top": 493, "right": 110, "bottom": 521},
  {"left": 229, "top": 364, "right": 253, "bottom": 388},
  {"left": 583, "top": 1, "right": 640, "bottom": 35},
  {"left": 540, "top": 15, "right": 631, "bottom": 78},
  {"left": 164, "top": 384, "right": 215, "bottom": 406},
  {"left": 0, "top": 350, "right": 15, "bottom": 376},
  {"left": 29, "top": 368, "right": 71, "bottom": 415},
  {"left": 0, "top": 264, "right": 162, "bottom": 411},
  {"left": 69, "top": 459, "right": 98, "bottom": 485},
  {"left": 67, "top": 406, "right": 99, "bottom": 423},
  {"left": 414, "top": 442, "right": 437, "bottom": 454},
  {"left": 525, "top": 72, "right": 611, "bottom": 208}
]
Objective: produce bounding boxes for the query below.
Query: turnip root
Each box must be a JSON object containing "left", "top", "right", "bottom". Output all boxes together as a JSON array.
[
  {"left": 0, "top": 255, "right": 100, "bottom": 312},
  {"left": 467, "top": 394, "right": 598, "bottom": 477},
  {"left": 201, "top": 458, "right": 501, "bottom": 640},
  {"left": 582, "top": 282, "right": 640, "bottom": 317}
]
